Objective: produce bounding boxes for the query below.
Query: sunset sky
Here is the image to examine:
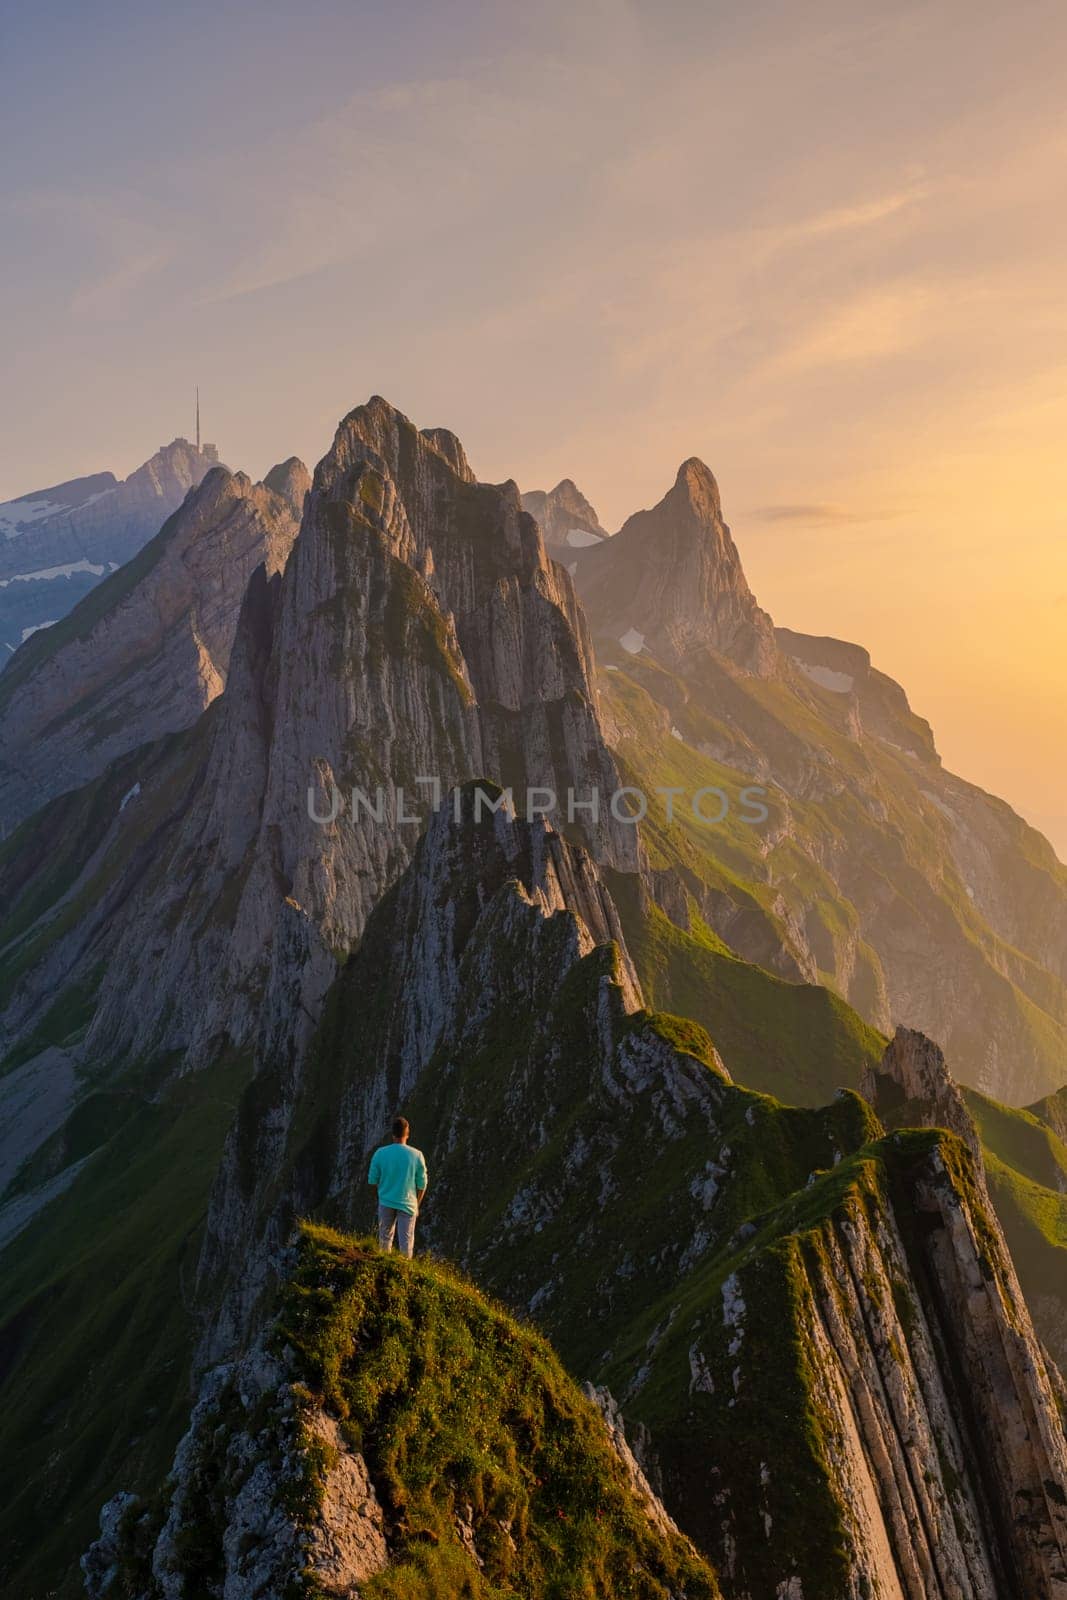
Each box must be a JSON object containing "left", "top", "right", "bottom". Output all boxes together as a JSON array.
[{"left": 3, "top": 0, "right": 1065, "bottom": 853}]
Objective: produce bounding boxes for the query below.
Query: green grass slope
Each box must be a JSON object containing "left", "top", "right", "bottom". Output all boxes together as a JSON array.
[
  {"left": 282, "top": 1224, "right": 720, "bottom": 1600},
  {"left": 605, "top": 869, "right": 886, "bottom": 1106},
  {"left": 0, "top": 1052, "right": 251, "bottom": 1600},
  {"left": 964, "top": 1087, "right": 1067, "bottom": 1371},
  {"left": 598, "top": 653, "right": 1067, "bottom": 1100}
]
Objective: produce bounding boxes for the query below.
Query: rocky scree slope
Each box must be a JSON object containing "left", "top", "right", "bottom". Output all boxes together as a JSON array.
[
  {"left": 85, "top": 1223, "right": 719, "bottom": 1600},
  {"left": 197, "top": 793, "right": 1067, "bottom": 1600},
  {"left": 0, "top": 461, "right": 306, "bottom": 830},
  {"left": 0, "top": 437, "right": 221, "bottom": 655},
  {"left": 562, "top": 462, "right": 1067, "bottom": 1102}
]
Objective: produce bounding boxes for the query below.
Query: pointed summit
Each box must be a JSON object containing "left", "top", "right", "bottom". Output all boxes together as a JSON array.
[
  {"left": 669, "top": 456, "right": 723, "bottom": 521},
  {"left": 574, "top": 460, "right": 776, "bottom": 673}
]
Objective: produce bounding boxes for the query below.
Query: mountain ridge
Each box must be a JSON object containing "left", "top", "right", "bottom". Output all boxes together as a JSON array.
[
  {"left": 1, "top": 399, "right": 1065, "bottom": 1598},
  {"left": 0, "top": 462, "right": 306, "bottom": 830},
  {"left": 0, "top": 437, "right": 223, "bottom": 657}
]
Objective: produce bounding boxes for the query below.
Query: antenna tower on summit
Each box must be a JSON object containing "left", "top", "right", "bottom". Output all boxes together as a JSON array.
[{"left": 196, "top": 386, "right": 201, "bottom": 452}]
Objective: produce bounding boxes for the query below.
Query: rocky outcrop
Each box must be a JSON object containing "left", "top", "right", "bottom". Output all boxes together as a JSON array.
[
  {"left": 0, "top": 438, "right": 222, "bottom": 654},
  {"left": 86, "top": 1227, "right": 720, "bottom": 1600},
  {"left": 1029, "top": 1086, "right": 1067, "bottom": 1146},
  {"left": 752, "top": 1134, "right": 1067, "bottom": 1599},
  {"left": 82, "top": 1342, "right": 389, "bottom": 1600},
  {"left": 862, "top": 1024, "right": 983, "bottom": 1160},
  {"left": 261, "top": 455, "right": 311, "bottom": 518},
  {"left": 575, "top": 459, "right": 777, "bottom": 673},
  {"left": 0, "top": 465, "right": 303, "bottom": 829},
  {"left": 776, "top": 626, "right": 938, "bottom": 761}
]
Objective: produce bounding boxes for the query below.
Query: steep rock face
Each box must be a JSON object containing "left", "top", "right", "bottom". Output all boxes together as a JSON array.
[
  {"left": 0, "top": 438, "right": 221, "bottom": 654},
  {"left": 0, "top": 397, "right": 637, "bottom": 1077},
  {"left": 83, "top": 1341, "right": 390, "bottom": 1600},
  {"left": 521, "top": 477, "right": 608, "bottom": 554},
  {"left": 196, "top": 786, "right": 642, "bottom": 1359},
  {"left": 576, "top": 459, "right": 777, "bottom": 673},
  {"left": 581, "top": 465, "right": 1067, "bottom": 1101},
  {"left": 195, "top": 796, "right": 1067, "bottom": 1599},
  {"left": 0, "top": 465, "right": 303, "bottom": 830},
  {"left": 261, "top": 455, "right": 312, "bottom": 517},
  {"left": 248, "top": 394, "right": 637, "bottom": 960}
]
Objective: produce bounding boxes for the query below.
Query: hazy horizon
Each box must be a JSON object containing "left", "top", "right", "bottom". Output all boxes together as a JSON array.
[{"left": 3, "top": 0, "right": 1065, "bottom": 856}]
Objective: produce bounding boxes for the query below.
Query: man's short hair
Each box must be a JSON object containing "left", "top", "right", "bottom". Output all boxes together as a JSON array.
[{"left": 392, "top": 1116, "right": 410, "bottom": 1139}]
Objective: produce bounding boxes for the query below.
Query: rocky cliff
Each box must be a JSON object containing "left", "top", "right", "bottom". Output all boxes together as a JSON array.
[
  {"left": 0, "top": 438, "right": 222, "bottom": 656},
  {"left": 0, "top": 396, "right": 636, "bottom": 1122},
  {"left": 571, "top": 461, "right": 1067, "bottom": 1102},
  {"left": 0, "top": 464, "right": 305, "bottom": 830},
  {"left": 194, "top": 790, "right": 1067, "bottom": 1599}
]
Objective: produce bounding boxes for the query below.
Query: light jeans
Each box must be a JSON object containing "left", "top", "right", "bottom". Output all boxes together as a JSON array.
[{"left": 378, "top": 1205, "right": 417, "bottom": 1258}]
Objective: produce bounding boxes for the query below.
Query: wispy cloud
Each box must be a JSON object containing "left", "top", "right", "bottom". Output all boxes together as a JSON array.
[
  {"left": 777, "top": 184, "right": 930, "bottom": 242},
  {"left": 7, "top": 187, "right": 175, "bottom": 321},
  {"left": 71, "top": 245, "right": 173, "bottom": 318},
  {"left": 769, "top": 283, "right": 935, "bottom": 375},
  {"left": 748, "top": 502, "right": 905, "bottom": 526}
]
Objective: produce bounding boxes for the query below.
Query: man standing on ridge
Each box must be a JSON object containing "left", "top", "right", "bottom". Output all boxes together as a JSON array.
[{"left": 369, "top": 1116, "right": 428, "bottom": 1258}]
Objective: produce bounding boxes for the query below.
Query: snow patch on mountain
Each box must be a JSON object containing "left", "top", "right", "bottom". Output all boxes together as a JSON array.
[
  {"left": 0, "top": 559, "right": 107, "bottom": 587},
  {"left": 798, "top": 661, "right": 854, "bottom": 693}
]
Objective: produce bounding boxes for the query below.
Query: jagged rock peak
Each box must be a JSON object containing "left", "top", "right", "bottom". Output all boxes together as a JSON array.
[
  {"left": 572, "top": 456, "right": 777, "bottom": 674},
  {"left": 262, "top": 456, "right": 311, "bottom": 516},
  {"left": 862, "top": 1025, "right": 982, "bottom": 1160}
]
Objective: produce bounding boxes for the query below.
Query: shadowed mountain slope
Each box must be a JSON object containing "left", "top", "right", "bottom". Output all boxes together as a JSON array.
[
  {"left": 0, "top": 462, "right": 306, "bottom": 830},
  {"left": 0, "top": 438, "right": 223, "bottom": 655}
]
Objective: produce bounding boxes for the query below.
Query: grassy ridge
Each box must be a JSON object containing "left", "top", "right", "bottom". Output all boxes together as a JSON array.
[{"left": 279, "top": 1223, "right": 721, "bottom": 1600}]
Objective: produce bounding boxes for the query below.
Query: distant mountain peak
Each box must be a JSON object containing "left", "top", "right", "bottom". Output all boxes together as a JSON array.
[
  {"left": 574, "top": 460, "right": 776, "bottom": 673},
  {"left": 521, "top": 477, "right": 606, "bottom": 551}
]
